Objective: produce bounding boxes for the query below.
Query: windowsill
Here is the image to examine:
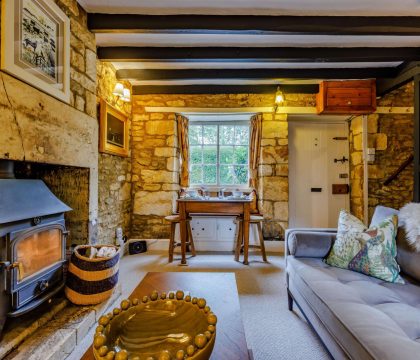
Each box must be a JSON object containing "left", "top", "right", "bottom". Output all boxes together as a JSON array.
[{"left": 188, "top": 185, "right": 252, "bottom": 192}]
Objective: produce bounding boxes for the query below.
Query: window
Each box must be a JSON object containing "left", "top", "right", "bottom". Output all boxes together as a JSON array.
[{"left": 189, "top": 123, "right": 249, "bottom": 186}]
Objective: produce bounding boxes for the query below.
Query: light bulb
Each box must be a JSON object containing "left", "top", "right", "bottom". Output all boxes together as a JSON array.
[
  {"left": 122, "top": 88, "right": 131, "bottom": 102},
  {"left": 112, "top": 83, "right": 124, "bottom": 97}
]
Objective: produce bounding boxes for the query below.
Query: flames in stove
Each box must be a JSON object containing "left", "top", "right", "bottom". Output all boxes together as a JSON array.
[{"left": 0, "top": 160, "right": 72, "bottom": 333}]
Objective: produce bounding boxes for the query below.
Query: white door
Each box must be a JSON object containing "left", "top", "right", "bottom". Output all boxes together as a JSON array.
[{"left": 289, "top": 121, "right": 350, "bottom": 228}]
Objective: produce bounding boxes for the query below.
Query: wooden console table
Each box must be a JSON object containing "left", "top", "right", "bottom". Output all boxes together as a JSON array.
[
  {"left": 81, "top": 272, "right": 250, "bottom": 360},
  {"left": 177, "top": 197, "right": 252, "bottom": 265}
]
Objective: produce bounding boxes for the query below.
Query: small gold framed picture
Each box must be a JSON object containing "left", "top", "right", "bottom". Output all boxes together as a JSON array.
[{"left": 99, "top": 100, "right": 129, "bottom": 157}]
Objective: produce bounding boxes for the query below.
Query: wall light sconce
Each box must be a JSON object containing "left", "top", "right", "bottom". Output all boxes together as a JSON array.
[
  {"left": 113, "top": 82, "right": 131, "bottom": 103},
  {"left": 274, "top": 86, "right": 284, "bottom": 112}
]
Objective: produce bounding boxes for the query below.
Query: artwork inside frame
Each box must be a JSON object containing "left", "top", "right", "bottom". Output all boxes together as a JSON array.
[
  {"left": 99, "top": 99, "right": 129, "bottom": 157},
  {"left": 1, "top": 0, "right": 70, "bottom": 103}
]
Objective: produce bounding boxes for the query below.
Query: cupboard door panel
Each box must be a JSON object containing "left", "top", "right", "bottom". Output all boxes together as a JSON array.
[{"left": 217, "top": 218, "right": 237, "bottom": 242}]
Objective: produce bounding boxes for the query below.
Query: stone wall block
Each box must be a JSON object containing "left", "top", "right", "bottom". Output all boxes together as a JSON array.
[
  {"left": 261, "top": 201, "right": 274, "bottom": 220},
  {"left": 140, "top": 169, "right": 177, "bottom": 184},
  {"left": 351, "top": 152, "right": 363, "bottom": 166},
  {"left": 133, "top": 191, "right": 176, "bottom": 216},
  {"left": 146, "top": 120, "right": 175, "bottom": 135},
  {"left": 274, "top": 201, "right": 289, "bottom": 221},
  {"left": 71, "top": 49, "right": 85, "bottom": 72},
  {"left": 262, "top": 113, "right": 274, "bottom": 121},
  {"left": 353, "top": 134, "right": 363, "bottom": 151},
  {"left": 261, "top": 139, "right": 276, "bottom": 147},
  {"left": 166, "top": 100, "right": 186, "bottom": 106},
  {"left": 71, "top": 68, "right": 96, "bottom": 93},
  {"left": 262, "top": 177, "right": 288, "bottom": 201},
  {"left": 85, "top": 49, "right": 97, "bottom": 81},
  {"left": 258, "top": 164, "right": 273, "bottom": 177},
  {"left": 167, "top": 157, "right": 179, "bottom": 172},
  {"left": 261, "top": 146, "right": 288, "bottom": 164},
  {"left": 75, "top": 96, "right": 85, "bottom": 112},
  {"left": 374, "top": 133, "right": 388, "bottom": 150},
  {"left": 85, "top": 91, "right": 97, "bottom": 118},
  {"left": 275, "top": 164, "right": 288, "bottom": 177},
  {"left": 262, "top": 121, "right": 288, "bottom": 139},
  {"left": 70, "top": 17, "right": 96, "bottom": 51},
  {"left": 154, "top": 147, "right": 176, "bottom": 158}
]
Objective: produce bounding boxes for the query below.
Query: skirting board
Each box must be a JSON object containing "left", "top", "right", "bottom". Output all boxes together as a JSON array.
[{"left": 126, "top": 239, "right": 284, "bottom": 253}]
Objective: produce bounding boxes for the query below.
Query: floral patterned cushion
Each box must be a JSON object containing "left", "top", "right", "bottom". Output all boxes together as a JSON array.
[{"left": 325, "top": 210, "right": 404, "bottom": 283}]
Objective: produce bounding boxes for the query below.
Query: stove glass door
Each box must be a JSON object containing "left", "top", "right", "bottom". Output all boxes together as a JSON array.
[{"left": 15, "top": 228, "right": 63, "bottom": 282}]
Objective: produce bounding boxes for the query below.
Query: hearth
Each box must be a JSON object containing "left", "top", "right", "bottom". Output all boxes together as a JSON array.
[{"left": 0, "top": 160, "right": 71, "bottom": 333}]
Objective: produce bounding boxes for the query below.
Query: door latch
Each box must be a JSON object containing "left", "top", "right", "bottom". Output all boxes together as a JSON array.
[{"left": 334, "top": 156, "right": 349, "bottom": 164}]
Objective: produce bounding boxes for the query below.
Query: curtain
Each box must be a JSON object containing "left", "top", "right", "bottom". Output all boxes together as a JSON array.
[
  {"left": 177, "top": 114, "right": 190, "bottom": 188},
  {"left": 249, "top": 113, "right": 262, "bottom": 188}
]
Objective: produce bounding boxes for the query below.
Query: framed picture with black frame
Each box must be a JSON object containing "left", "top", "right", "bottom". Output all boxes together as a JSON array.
[
  {"left": 1, "top": 0, "right": 71, "bottom": 103},
  {"left": 99, "top": 99, "right": 129, "bottom": 157}
]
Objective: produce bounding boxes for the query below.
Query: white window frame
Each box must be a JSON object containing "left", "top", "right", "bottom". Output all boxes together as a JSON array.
[{"left": 189, "top": 120, "right": 250, "bottom": 189}]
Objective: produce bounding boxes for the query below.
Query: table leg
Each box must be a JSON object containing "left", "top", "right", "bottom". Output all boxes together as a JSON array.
[
  {"left": 178, "top": 202, "right": 188, "bottom": 266},
  {"left": 243, "top": 203, "right": 250, "bottom": 265}
]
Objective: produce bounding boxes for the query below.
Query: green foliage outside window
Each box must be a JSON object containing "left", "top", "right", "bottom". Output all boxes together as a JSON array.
[{"left": 189, "top": 124, "right": 249, "bottom": 186}]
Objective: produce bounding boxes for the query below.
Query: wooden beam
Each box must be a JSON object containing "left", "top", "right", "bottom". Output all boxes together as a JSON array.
[
  {"left": 117, "top": 68, "right": 396, "bottom": 81},
  {"left": 98, "top": 47, "right": 420, "bottom": 62},
  {"left": 132, "top": 84, "right": 319, "bottom": 95},
  {"left": 375, "top": 107, "right": 414, "bottom": 114},
  {"left": 377, "top": 62, "right": 420, "bottom": 95},
  {"left": 142, "top": 106, "right": 319, "bottom": 114},
  {"left": 88, "top": 14, "right": 420, "bottom": 36}
]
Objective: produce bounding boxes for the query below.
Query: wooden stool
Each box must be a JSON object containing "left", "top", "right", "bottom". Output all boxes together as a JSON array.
[
  {"left": 234, "top": 215, "right": 267, "bottom": 264},
  {"left": 165, "top": 215, "right": 196, "bottom": 263}
]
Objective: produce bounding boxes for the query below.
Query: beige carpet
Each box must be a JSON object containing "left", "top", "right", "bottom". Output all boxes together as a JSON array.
[{"left": 69, "top": 251, "right": 330, "bottom": 360}]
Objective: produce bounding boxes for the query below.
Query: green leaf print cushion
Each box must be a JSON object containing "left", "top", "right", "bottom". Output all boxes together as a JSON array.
[{"left": 325, "top": 209, "right": 404, "bottom": 284}]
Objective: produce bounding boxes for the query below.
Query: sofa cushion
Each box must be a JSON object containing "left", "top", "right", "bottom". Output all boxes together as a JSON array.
[
  {"left": 287, "top": 257, "right": 420, "bottom": 360},
  {"left": 371, "top": 205, "right": 420, "bottom": 283},
  {"left": 370, "top": 206, "right": 400, "bottom": 228},
  {"left": 326, "top": 210, "right": 403, "bottom": 283}
]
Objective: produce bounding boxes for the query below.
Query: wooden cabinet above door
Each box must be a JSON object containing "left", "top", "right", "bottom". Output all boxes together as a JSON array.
[{"left": 316, "top": 80, "right": 376, "bottom": 114}]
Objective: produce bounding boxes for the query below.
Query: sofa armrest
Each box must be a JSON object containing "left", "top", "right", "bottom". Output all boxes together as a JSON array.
[{"left": 285, "top": 229, "right": 336, "bottom": 258}]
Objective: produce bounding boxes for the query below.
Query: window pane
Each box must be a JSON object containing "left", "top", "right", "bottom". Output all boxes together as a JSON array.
[
  {"left": 190, "top": 165, "right": 203, "bottom": 184},
  {"left": 233, "top": 165, "right": 248, "bottom": 185},
  {"left": 189, "top": 125, "right": 202, "bottom": 145},
  {"left": 220, "top": 125, "right": 235, "bottom": 145},
  {"left": 203, "top": 146, "right": 217, "bottom": 164},
  {"left": 219, "top": 146, "right": 234, "bottom": 164},
  {"left": 190, "top": 146, "right": 202, "bottom": 164},
  {"left": 220, "top": 165, "right": 234, "bottom": 185},
  {"left": 234, "top": 146, "right": 248, "bottom": 165},
  {"left": 235, "top": 126, "right": 249, "bottom": 145},
  {"left": 203, "top": 125, "right": 217, "bottom": 145},
  {"left": 203, "top": 165, "right": 217, "bottom": 184}
]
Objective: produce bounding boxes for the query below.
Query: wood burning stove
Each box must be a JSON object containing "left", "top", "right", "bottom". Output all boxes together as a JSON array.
[{"left": 0, "top": 160, "right": 71, "bottom": 333}]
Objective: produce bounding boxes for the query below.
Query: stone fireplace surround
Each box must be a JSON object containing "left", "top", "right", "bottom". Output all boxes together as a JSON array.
[{"left": 0, "top": 72, "right": 98, "bottom": 244}]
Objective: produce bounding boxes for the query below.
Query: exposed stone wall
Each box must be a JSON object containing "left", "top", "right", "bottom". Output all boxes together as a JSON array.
[
  {"left": 56, "top": 0, "right": 97, "bottom": 117},
  {"left": 96, "top": 62, "right": 133, "bottom": 244},
  {"left": 349, "top": 82, "right": 414, "bottom": 221},
  {"left": 15, "top": 162, "right": 90, "bottom": 246},
  {"left": 131, "top": 93, "right": 316, "bottom": 240},
  {"left": 348, "top": 114, "right": 382, "bottom": 220},
  {"left": 0, "top": 0, "right": 99, "bottom": 243},
  {"left": 368, "top": 82, "right": 414, "bottom": 219}
]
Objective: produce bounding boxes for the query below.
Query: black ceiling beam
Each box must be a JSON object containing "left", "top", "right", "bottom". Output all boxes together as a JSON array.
[
  {"left": 377, "top": 61, "right": 420, "bottom": 95},
  {"left": 97, "top": 47, "right": 420, "bottom": 62},
  {"left": 117, "top": 68, "right": 397, "bottom": 81},
  {"left": 132, "top": 84, "right": 319, "bottom": 95},
  {"left": 88, "top": 14, "right": 420, "bottom": 36}
]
